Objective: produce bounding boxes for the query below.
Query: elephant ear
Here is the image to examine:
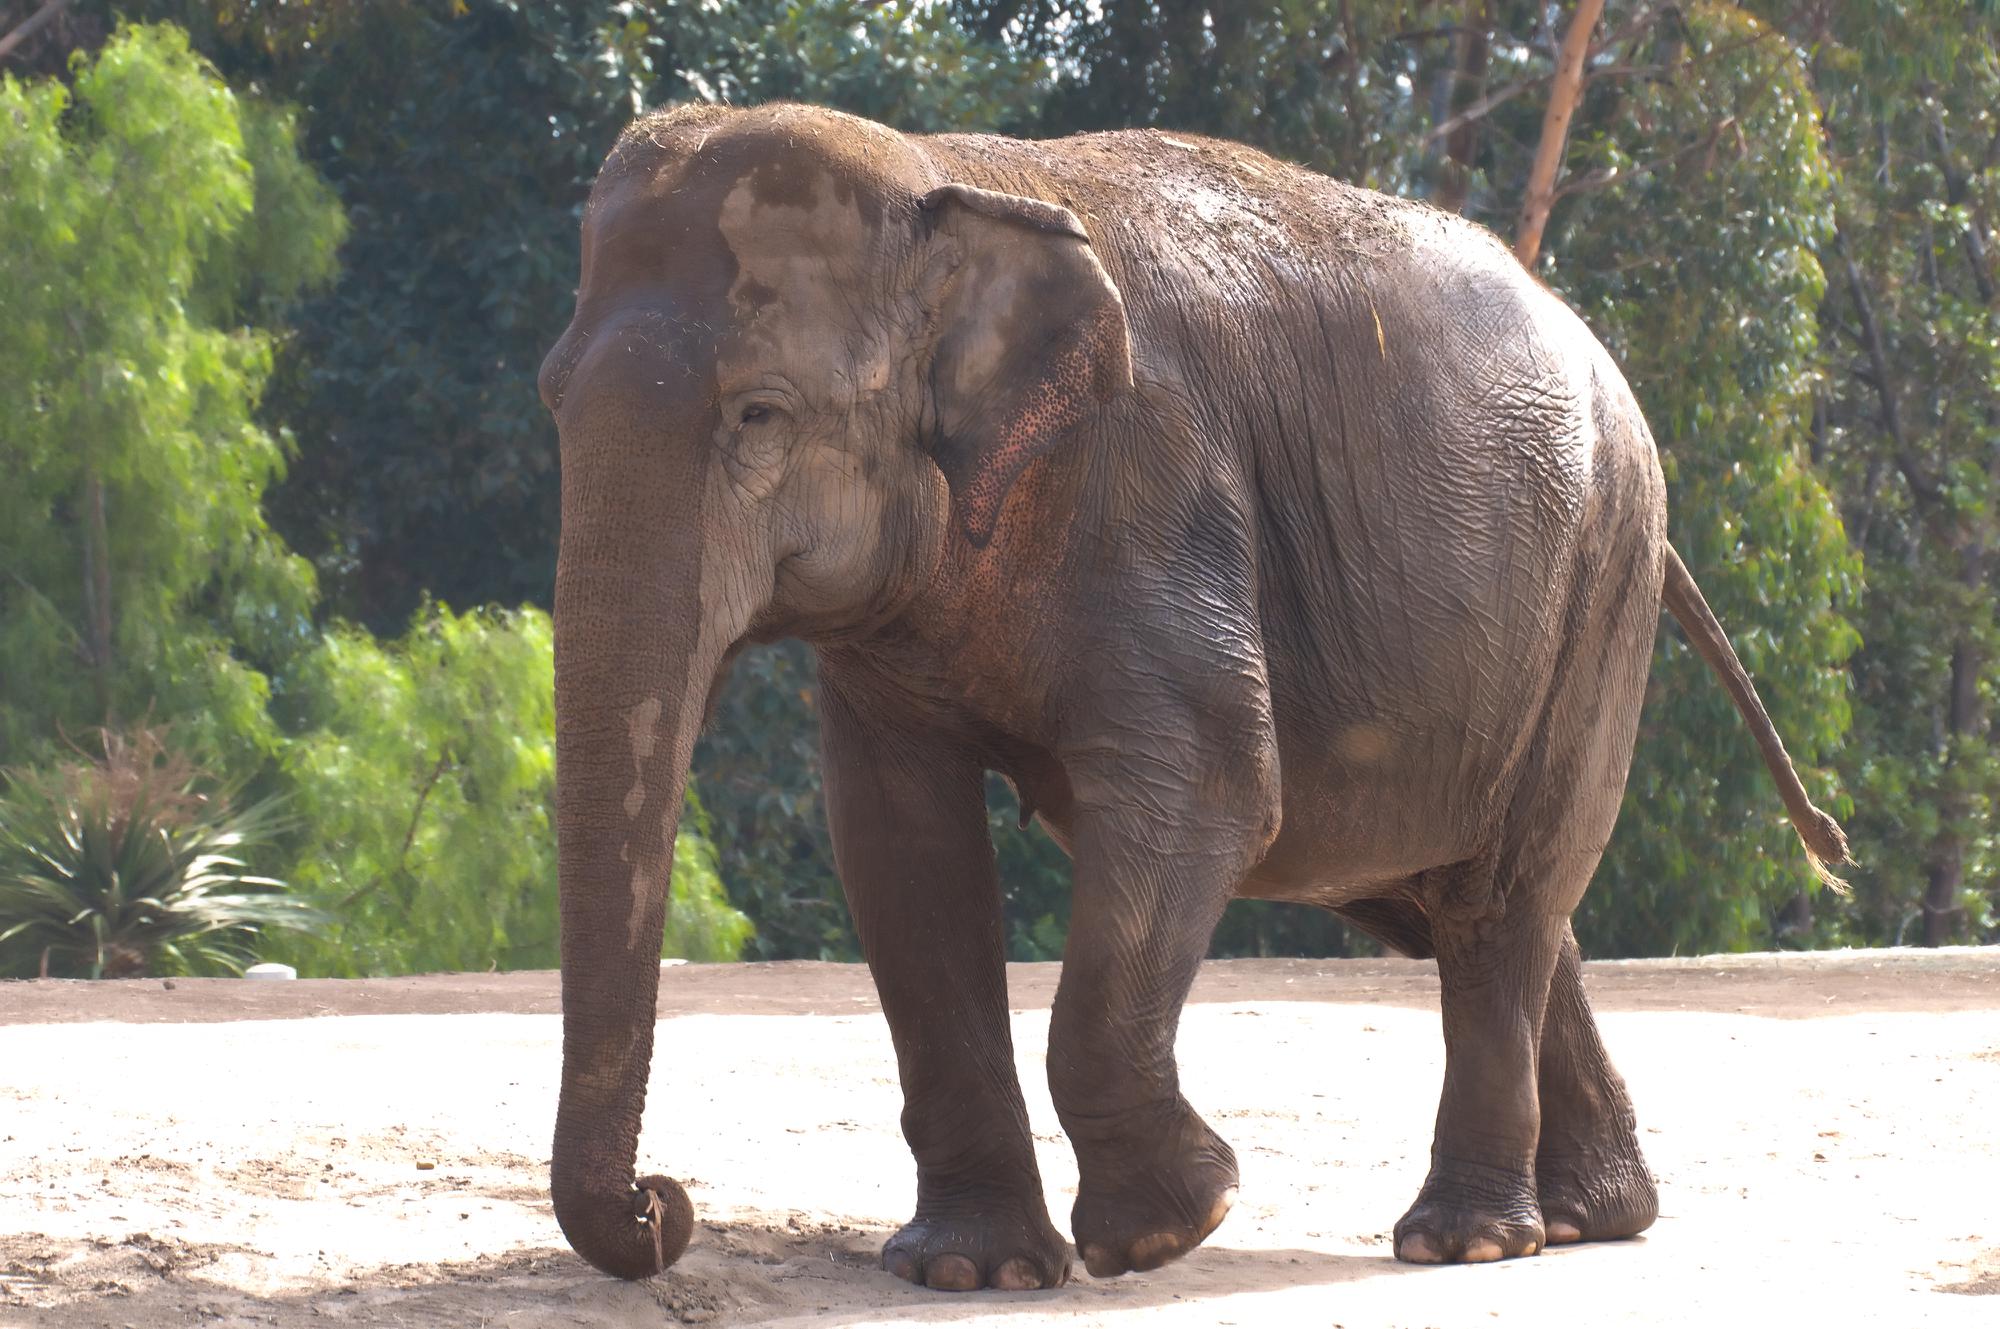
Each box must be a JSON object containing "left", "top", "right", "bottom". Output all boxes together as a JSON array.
[{"left": 919, "top": 184, "right": 1133, "bottom": 548}]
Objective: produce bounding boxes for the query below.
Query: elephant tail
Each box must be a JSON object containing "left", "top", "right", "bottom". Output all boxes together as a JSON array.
[{"left": 1661, "top": 543, "right": 1851, "bottom": 889}]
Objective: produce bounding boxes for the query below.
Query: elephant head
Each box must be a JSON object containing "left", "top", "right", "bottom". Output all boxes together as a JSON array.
[{"left": 537, "top": 103, "right": 1131, "bottom": 1279}]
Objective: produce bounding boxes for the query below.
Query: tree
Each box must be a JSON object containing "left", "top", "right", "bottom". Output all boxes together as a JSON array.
[
  {"left": 0, "top": 20, "right": 344, "bottom": 772},
  {"left": 647, "top": 0, "right": 1044, "bottom": 133},
  {"left": 971, "top": 0, "right": 1439, "bottom": 190},
  {"left": 0, "top": 727, "right": 319, "bottom": 979},
  {"left": 268, "top": 603, "right": 751, "bottom": 976},
  {"left": 1550, "top": 3, "right": 1859, "bottom": 953},
  {"left": 1800, "top": 0, "right": 2000, "bottom": 945},
  {"left": 1513, "top": 0, "right": 1606, "bottom": 265},
  {"left": 1, "top": 17, "right": 748, "bottom": 975}
]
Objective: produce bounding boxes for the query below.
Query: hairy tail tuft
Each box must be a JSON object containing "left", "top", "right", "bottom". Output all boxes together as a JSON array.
[{"left": 1661, "top": 544, "right": 1851, "bottom": 893}]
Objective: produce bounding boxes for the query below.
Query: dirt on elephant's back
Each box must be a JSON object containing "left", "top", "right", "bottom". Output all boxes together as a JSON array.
[{"left": 2, "top": 948, "right": 1996, "bottom": 1328}]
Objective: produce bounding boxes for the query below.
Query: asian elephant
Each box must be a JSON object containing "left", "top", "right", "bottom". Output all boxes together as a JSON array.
[{"left": 539, "top": 102, "right": 1848, "bottom": 1290}]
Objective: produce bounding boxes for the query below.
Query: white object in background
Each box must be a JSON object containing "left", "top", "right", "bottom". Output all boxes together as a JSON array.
[{"left": 244, "top": 963, "right": 297, "bottom": 981}]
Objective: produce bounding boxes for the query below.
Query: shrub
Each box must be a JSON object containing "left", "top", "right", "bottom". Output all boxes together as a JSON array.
[
  {"left": 0, "top": 729, "right": 319, "bottom": 978},
  {"left": 268, "top": 602, "right": 752, "bottom": 975}
]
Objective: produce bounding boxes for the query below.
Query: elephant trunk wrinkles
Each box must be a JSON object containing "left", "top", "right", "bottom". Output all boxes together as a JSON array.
[{"left": 549, "top": 452, "right": 714, "bottom": 1279}]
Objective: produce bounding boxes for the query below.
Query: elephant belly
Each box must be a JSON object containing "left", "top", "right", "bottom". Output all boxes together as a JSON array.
[
  {"left": 1241, "top": 591, "right": 1584, "bottom": 904},
  {"left": 1238, "top": 733, "right": 1497, "bottom": 905}
]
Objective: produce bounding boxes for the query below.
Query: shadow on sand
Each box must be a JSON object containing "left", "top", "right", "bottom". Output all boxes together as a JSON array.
[{"left": 1, "top": 1217, "right": 1447, "bottom": 1328}]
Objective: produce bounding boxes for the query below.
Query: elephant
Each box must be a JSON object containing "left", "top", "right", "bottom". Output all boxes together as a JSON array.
[{"left": 537, "top": 101, "right": 1848, "bottom": 1291}]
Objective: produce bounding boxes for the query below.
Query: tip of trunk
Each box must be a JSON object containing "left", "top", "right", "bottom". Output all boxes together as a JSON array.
[{"left": 554, "top": 1171, "right": 694, "bottom": 1279}]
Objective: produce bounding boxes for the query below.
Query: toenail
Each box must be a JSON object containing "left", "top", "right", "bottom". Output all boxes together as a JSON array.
[
  {"left": 1201, "top": 1186, "right": 1238, "bottom": 1238},
  {"left": 1080, "top": 1242, "right": 1125, "bottom": 1278},
  {"left": 1126, "top": 1231, "right": 1185, "bottom": 1271},
  {"left": 992, "top": 1257, "right": 1042, "bottom": 1290},
  {"left": 925, "top": 1253, "right": 980, "bottom": 1291},
  {"left": 1546, "top": 1220, "right": 1582, "bottom": 1244},
  {"left": 883, "top": 1248, "right": 918, "bottom": 1282},
  {"left": 1398, "top": 1233, "right": 1446, "bottom": 1264},
  {"left": 1463, "top": 1237, "right": 1504, "bottom": 1262}
]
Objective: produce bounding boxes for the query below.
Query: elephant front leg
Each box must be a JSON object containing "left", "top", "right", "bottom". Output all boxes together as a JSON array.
[
  {"left": 819, "top": 690, "right": 1068, "bottom": 1292},
  {"left": 1049, "top": 729, "right": 1279, "bottom": 1279}
]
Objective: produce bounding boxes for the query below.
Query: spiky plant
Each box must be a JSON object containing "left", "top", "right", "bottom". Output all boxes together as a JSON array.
[{"left": 0, "top": 730, "right": 322, "bottom": 979}]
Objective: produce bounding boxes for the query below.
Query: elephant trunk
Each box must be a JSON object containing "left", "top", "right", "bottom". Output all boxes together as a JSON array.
[{"left": 549, "top": 447, "right": 720, "bottom": 1278}]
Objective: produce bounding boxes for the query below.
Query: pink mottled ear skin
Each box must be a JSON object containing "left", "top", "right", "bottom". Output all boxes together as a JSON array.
[
  {"left": 958, "top": 301, "right": 1130, "bottom": 548},
  {"left": 920, "top": 185, "right": 1133, "bottom": 549}
]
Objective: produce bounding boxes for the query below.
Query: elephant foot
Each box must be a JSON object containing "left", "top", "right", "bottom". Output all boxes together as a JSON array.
[
  {"left": 882, "top": 1197, "right": 1071, "bottom": 1291},
  {"left": 1536, "top": 1148, "right": 1658, "bottom": 1246},
  {"left": 1069, "top": 1100, "right": 1239, "bottom": 1279},
  {"left": 1393, "top": 1158, "right": 1544, "bottom": 1264}
]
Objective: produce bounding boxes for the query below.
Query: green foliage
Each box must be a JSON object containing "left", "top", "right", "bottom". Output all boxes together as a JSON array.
[
  {"left": 240, "top": 1, "right": 639, "bottom": 629},
  {"left": 0, "top": 21, "right": 343, "bottom": 773},
  {"left": 1801, "top": 1, "right": 2000, "bottom": 945},
  {"left": 13, "top": 4, "right": 1995, "bottom": 960},
  {"left": 988, "top": 775, "right": 1076, "bottom": 960},
  {"left": 0, "top": 14, "right": 749, "bottom": 976},
  {"left": 667, "top": 790, "right": 757, "bottom": 963},
  {"left": 693, "top": 643, "right": 843, "bottom": 959},
  {"left": 973, "top": 0, "right": 1438, "bottom": 190},
  {"left": 0, "top": 729, "right": 319, "bottom": 979},
  {"left": 694, "top": 643, "right": 1082, "bottom": 962},
  {"left": 268, "top": 602, "right": 749, "bottom": 976},
  {"left": 1554, "top": 3, "right": 1861, "bottom": 953},
  {"left": 635, "top": 0, "right": 1045, "bottom": 132}
]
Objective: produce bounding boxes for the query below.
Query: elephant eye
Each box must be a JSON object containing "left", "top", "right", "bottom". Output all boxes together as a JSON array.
[{"left": 738, "top": 403, "right": 773, "bottom": 427}]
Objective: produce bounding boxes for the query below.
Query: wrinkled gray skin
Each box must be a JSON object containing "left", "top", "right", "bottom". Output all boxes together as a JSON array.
[{"left": 539, "top": 102, "right": 1847, "bottom": 1290}]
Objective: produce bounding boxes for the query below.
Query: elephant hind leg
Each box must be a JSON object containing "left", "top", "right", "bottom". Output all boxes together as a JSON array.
[
  {"left": 1397, "top": 518, "right": 1662, "bottom": 1265},
  {"left": 1535, "top": 928, "right": 1657, "bottom": 1245},
  {"left": 1392, "top": 857, "right": 1565, "bottom": 1265},
  {"left": 1326, "top": 877, "right": 1655, "bottom": 1257}
]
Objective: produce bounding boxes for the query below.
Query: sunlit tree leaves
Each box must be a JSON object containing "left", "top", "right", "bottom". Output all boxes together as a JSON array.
[
  {"left": 0, "top": 21, "right": 342, "bottom": 772},
  {"left": 268, "top": 603, "right": 752, "bottom": 975}
]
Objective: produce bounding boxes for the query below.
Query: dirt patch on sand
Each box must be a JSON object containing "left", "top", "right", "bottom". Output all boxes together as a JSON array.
[{"left": 2, "top": 950, "right": 1995, "bottom": 1327}]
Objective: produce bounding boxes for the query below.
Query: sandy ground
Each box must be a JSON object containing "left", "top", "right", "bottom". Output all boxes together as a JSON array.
[{"left": 2, "top": 949, "right": 1997, "bottom": 1328}]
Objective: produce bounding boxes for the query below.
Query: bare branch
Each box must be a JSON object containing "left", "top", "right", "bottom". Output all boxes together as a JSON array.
[
  {"left": 1551, "top": 115, "right": 1736, "bottom": 199},
  {"left": 0, "top": 0, "right": 69, "bottom": 62},
  {"left": 1423, "top": 62, "right": 1664, "bottom": 147},
  {"left": 1834, "top": 223, "right": 1943, "bottom": 511},
  {"left": 1425, "top": 72, "right": 1536, "bottom": 147},
  {"left": 1928, "top": 108, "right": 1997, "bottom": 306},
  {"left": 337, "top": 751, "right": 454, "bottom": 910},
  {"left": 1432, "top": 0, "right": 1491, "bottom": 214}
]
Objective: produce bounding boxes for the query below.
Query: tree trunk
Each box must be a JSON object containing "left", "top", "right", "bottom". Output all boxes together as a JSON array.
[
  {"left": 1513, "top": 0, "right": 1606, "bottom": 267},
  {"left": 1923, "top": 713, "right": 1969, "bottom": 946},
  {"left": 1434, "top": 0, "right": 1490, "bottom": 214},
  {"left": 1924, "top": 544, "right": 1986, "bottom": 945},
  {"left": 81, "top": 463, "right": 114, "bottom": 723}
]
